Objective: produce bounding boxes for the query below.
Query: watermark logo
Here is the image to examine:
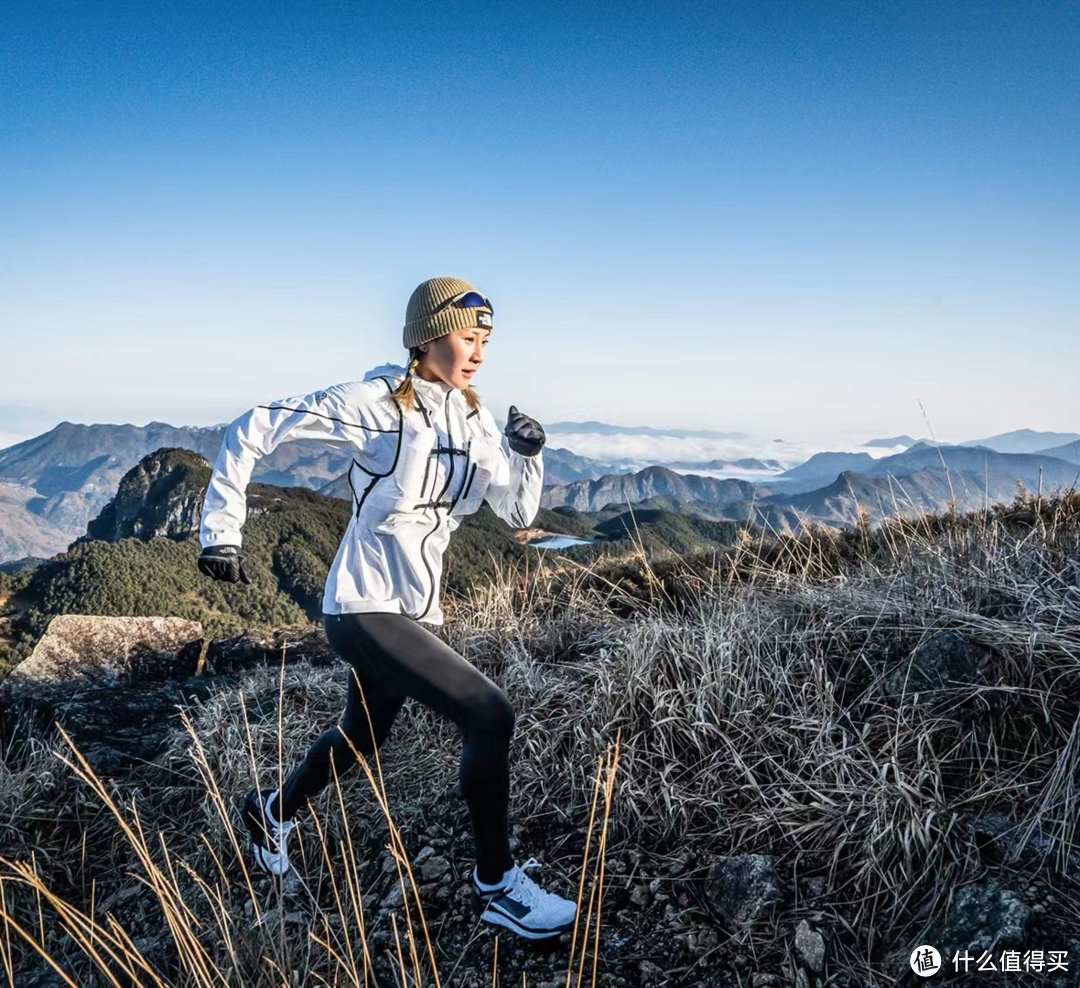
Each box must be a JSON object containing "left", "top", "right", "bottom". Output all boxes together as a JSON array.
[
  {"left": 909, "top": 945, "right": 1070, "bottom": 976},
  {"left": 910, "top": 945, "right": 942, "bottom": 977}
]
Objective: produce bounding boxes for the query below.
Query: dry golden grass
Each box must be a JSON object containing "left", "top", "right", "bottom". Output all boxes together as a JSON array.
[{"left": 1, "top": 485, "right": 1079, "bottom": 984}]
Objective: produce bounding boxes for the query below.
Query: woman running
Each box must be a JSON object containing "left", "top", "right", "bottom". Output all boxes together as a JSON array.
[{"left": 196, "top": 276, "right": 576, "bottom": 940}]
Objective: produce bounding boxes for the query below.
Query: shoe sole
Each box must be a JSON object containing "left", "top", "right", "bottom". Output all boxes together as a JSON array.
[{"left": 472, "top": 891, "right": 573, "bottom": 940}]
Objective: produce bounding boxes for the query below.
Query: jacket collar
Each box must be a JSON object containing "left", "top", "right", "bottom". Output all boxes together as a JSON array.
[
  {"left": 411, "top": 372, "right": 455, "bottom": 409},
  {"left": 362, "top": 362, "right": 458, "bottom": 411}
]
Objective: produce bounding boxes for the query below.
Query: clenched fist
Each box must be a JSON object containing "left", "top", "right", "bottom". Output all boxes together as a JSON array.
[{"left": 504, "top": 404, "right": 545, "bottom": 457}]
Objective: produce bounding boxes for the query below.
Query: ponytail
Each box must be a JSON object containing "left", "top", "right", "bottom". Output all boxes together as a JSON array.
[{"left": 391, "top": 348, "right": 482, "bottom": 414}]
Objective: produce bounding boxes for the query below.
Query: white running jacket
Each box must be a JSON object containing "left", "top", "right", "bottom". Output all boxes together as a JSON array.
[{"left": 199, "top": 362, "right": 544, "bottom": 625}]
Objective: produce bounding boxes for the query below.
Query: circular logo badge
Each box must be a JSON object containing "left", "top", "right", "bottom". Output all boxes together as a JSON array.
[{"left": 910, "top": 945, "right": 942, "bottom": 977}]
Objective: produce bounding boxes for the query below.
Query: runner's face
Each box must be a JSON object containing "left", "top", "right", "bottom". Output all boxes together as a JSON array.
[{"left": 421, "top": 327, "right": 489, "bottom": 389}]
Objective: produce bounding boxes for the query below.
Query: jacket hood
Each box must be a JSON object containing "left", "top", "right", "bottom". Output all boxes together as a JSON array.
[{"left": 363, "top": 362, "right": 406, "bottom": 384}]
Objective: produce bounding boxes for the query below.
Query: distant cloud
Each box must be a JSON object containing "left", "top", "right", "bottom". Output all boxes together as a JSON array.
[{"left": 550, "top": 430, "right": 907, "bottom": 476}]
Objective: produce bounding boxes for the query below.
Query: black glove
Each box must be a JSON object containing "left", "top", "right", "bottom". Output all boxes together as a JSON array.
[
  {"left": 504, "top": 404, "right": 545, "bottom": 457},
  {"left": 198, "top": 545, "right": 252, "bottom": 584}
]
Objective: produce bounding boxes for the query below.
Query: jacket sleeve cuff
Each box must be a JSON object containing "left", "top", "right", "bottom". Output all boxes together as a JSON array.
[{"left": 201, "top": 531, "right": 243, "bottom": 549}]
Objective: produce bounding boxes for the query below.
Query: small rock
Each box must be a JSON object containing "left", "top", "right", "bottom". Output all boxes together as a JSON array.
[
  {"left": 703, "top": 854, "right": 784, "bottom": 926},
  {"left": 420, "top": 855, "right": 450, "bottom": 881},
  {"left": 639, "top": 960, "right": 665, "bottom": 981},
  {"left": 629, "top": 885, "right": 651, "bottom": 907},
  {"left": 795, "top": 919, "right": 826, "bottom": 973},
  {"left": 686, "top": 926, "right": 720, "bottom": 957},
  {"left": 668, "top": 855, "right": 689, "bottom": 877},
  {"left": 414, "top": 846, "right": 436, "bottom": 866},
  {"left": 752, "top": 976, "right": 780, "bottom": 988}
]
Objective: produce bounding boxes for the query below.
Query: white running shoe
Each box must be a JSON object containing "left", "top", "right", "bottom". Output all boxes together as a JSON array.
[
  {"left": 471, "top": 858, "right": 577, "bottom": 940},
  {"left": 241, "top": 787, "right": 297, "bottom": 876}
]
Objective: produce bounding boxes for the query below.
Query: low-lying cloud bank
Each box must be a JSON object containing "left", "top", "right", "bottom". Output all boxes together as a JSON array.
[{"left": 550, "top": 430, "right": 907, "bottom": 480}]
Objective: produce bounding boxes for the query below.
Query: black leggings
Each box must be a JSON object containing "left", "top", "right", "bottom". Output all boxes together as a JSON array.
[{"left": 278, "top": 612, "right": 515, "bottom": 882}]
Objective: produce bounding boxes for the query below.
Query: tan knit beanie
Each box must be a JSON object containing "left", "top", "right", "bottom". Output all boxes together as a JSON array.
[{"left": 403, "top": 276, "right": 494, "bottom": 349}]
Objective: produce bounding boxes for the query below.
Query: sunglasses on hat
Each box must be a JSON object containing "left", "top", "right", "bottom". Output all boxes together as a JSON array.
[{"left": 431, "top": 289, "right": 494, "bottom": 316}]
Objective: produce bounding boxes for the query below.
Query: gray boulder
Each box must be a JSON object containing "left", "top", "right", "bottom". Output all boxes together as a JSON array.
[
  {"left": 702, "top": 854, "right": 784, "bottom": 926},
  {"left": 1, "top": 614, "right": 204, "bottom": 693},
  {"left": 883, "top": 630, "right": 993, "bottom": 703},
  {"left": 932, "top": 876, "right": 1032, "bottom": 955}
]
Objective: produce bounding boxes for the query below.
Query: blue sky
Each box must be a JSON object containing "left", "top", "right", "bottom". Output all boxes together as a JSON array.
[{"left": 1, "top": 0, "right": 1077, "bottom": 453}]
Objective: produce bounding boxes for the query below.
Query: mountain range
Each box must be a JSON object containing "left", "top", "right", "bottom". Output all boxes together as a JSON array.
[
  {"left": 0, "top": 419, "right": 1076, "bottom": 564},
  {"left": 540, "top": 440, "right": 1080, "bottom": 530}
]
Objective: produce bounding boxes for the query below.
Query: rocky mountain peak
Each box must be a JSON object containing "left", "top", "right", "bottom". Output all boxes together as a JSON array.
[{"left": 81, "top": 447, "right": 212, "bottom": 544}]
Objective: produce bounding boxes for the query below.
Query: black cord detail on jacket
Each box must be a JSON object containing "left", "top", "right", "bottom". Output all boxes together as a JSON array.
[
  {"left": 414, "top": 393, "right": 432, "bottom": 429},
  {"left": 420, "top": 454, "right": 433, "bottom": 503},
  {"left": 346, "top": 461, "right": 359, "bottom": 510},
  {"left": 354, "top": 465, "right": 383, "bottom": 519},
  {"left": 351, "top": 378, "right": 405, "bottom": 518},
  {"left": 459, "top": 462, "right": 478, "bottom": 503},
  {"left": 257, "top": 405, "right": 397, "bottom": 432}
]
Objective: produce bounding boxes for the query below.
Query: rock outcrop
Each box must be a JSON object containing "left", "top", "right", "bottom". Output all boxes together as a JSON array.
[
  {"left": 0, "top": 620, "right": 334, "bottom": 777},
  {"left": 1, "top": 614, "right": 205, "bottom": 691},
  {"left": 82, "top": 448, "right": 211, "bottom": 544}
]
